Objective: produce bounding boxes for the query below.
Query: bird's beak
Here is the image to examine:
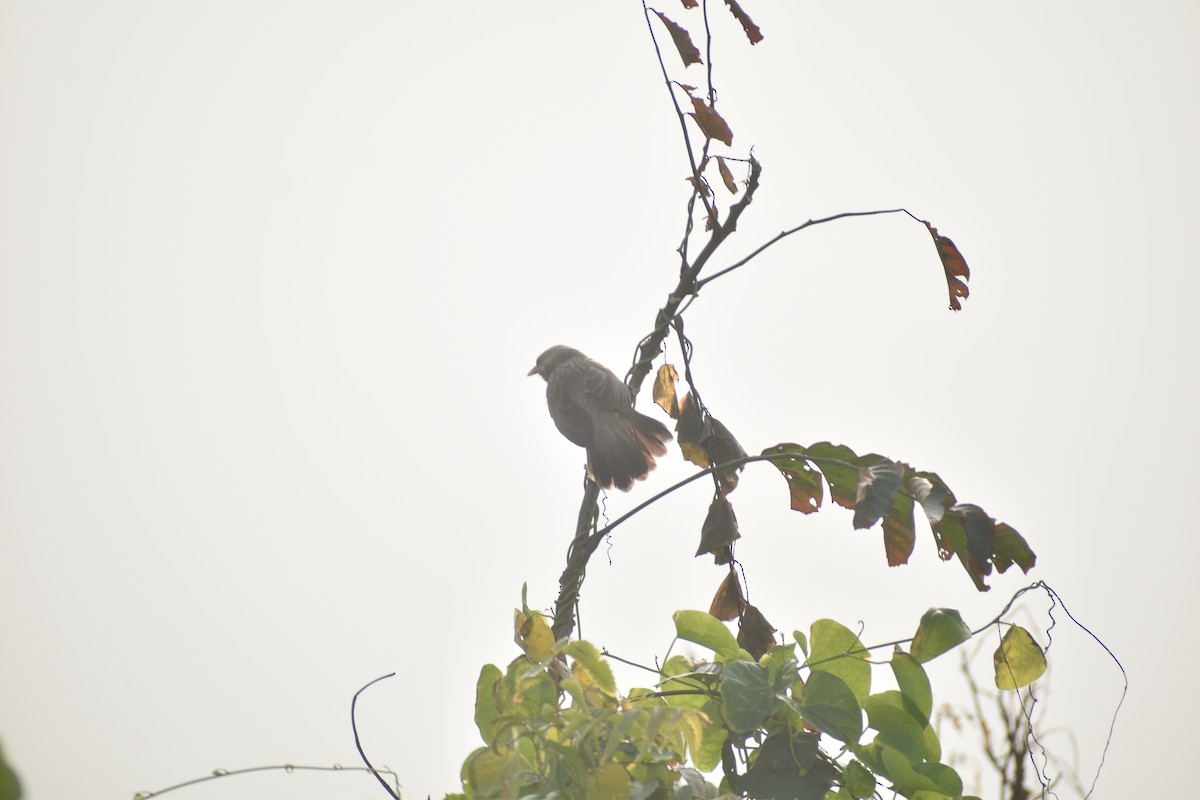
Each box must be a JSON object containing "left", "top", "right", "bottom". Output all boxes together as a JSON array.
[{"left": 527, "top": 365, "right": 539, "bottom": 377}]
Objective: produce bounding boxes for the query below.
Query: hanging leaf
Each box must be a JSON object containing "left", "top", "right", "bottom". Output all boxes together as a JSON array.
[
  {"left": 716, "top": 155, "right": 739, "bottom": 194},
  {"left": 762, "top": 443, "right": 823, "bottom": 513},
  {"left": 655, "top": 12, "right": 703, "bottom": 66},
  {"left": 804, "top": 442, "right": 860, "bottom": 508},
  {"left": 675, "top": 393, "right": 710, "bottom": 468},
  {"left": 696, "top": 494, "right": 740, "bottom": 562},
  {"left": 852, "top": 459, "right": 905, "bottom": 530},
  {"left": 687, "top": 95, "right": 734, "bottom": 146},
  {"left": 921, "top": 220, "right": 970, "bottom": 311},
  {"left": 737, "top": 603, "right": 777, "bottom": 659},
  {"left": 740, "top": 733, "right": 835, "bottom": 800},
  {"left": 723, "top": 0, "right": 764, "bottom": 44},
  {"left": 910, "top": 608, "right": 971, "bottom": 663},
  {"left": 993, "top": 522, "right": 1036, "bottom": 574},
  {"left": 653, "top": 363, "right": 682, "bottom": 418},
  {"left": 709, "top": 570, "right": 746, "bottom": 621},
  {"left": 881, "top": 491, "right": 916, "bottom": 567},
  {"left": 994, "top": 625, "right": 1047, "bottom": 690},
  {"left": 706, "top": 416, "right": 747, "bottom": 491},
  {"left": 680, "top": 0, "right": 698, "bottom": 7}
]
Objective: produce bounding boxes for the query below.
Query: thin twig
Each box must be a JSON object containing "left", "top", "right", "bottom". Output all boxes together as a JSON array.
[
  {"left": 697, "top": 208, "right": 911, "bottom": 289},
  {"left": 351, "top": 673, "right": 401, "bottom": 800},
  {"left": 132, "top": 764, "right": 402, "bottom": 800}
]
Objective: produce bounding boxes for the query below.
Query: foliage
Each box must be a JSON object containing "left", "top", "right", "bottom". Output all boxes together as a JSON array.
[{"left": 453, "top": 598, "right": 1054, "bottom": 799}]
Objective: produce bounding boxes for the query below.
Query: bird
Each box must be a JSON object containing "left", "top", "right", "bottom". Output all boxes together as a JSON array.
[{"left": 528, "top": 345, "right": 672, "bottom": 491}]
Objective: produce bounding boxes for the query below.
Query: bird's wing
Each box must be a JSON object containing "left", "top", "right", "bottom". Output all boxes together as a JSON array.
[{"left": 547, "top": 355, "right": 633, "bottom": 447}]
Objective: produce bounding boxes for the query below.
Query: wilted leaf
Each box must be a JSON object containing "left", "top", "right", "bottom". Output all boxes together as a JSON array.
[
  {"left": 910, "top": 608, "right": 971, "bottom": 663},
  {"left": 656, "top": 12, "right": 703, "bottom": 66},
  {"left": 805, "top": 442, "right": 860, "bottom": 508},
  {"left": 922, "top": 220, "right": 970, "bottom": 311},
  {"left": 675, "top": 393, "right": 710, "bottom": 468},
  {"left": 762, "top": 443, "right": 823, "bottom": 513},
  {"left": 680, "top": 0, "right": 698, "bottom": 7},
  {"left": 993, "top": 522, "right": 1036, "bottom": 573},
  {"left": 697, "top": 495, "right": 740, "bottom": 560},
  {"left": 653, "top": 363, "right": 681, "bottom": 418},
  {"left": 716, "top": 155, "right": 738, "bottom": 194},
  {"left": 706, "top": 416, "right": 747, "bottom": 491},
  {"left": 737, "top": 603, "right": 777, "bottom": 659},
  {"left": 853, "top": 459, "right": 905, "bottom": 530},
  {"left": 514, "top": 609, "right": 554, "bottom": 663},
  {"left": 687, "top": 95, "right": 734, "bottom": 146},
  {"left": 562, "top": 640, "right": 617, "bottom": 696},
  {"left": 882, "top": 491, "right": 916, "bottom": 567},
  {"left": 709, "top": 570, "right": 746, "bottom": 621},
  {"left": 723, "top": 0, "right": 764, "bottom": 44},
  {"left": 994, "top": 625, "right": 1047, "bottom": 690}
]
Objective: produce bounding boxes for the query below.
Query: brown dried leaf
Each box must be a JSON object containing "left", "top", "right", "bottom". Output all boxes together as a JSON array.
[
  {"left": 709, "top": 570, "right": 746, "bottom": 621},
  {"left": 687, "top": 95, "right": 734, "bottom": 146},
  {"left": 653, "top": 363, "right": 682, "bottom": 418},
  {"left": 675, "top": 393, "right": 710, "bottom": 469},
  {"left": 737, "top": 604, "right": 777, "bottom": 659},
  {"left": 723, "top": 0, "right": 763, "bottom": 44},
  {"left": 696, "top": 495, "right": 740, "bottom": 560},
  {"left": 716, "top": 155, "right": 738, "bottom": 194},
  {"left": 680, "top": 0, "right": 698, "bottom": 7},
  {"left": 922, "top": 220, "right": 971, "bottom": 311},
  {"left": 655, "top": 12, "right": 703, "bottom": 67}
]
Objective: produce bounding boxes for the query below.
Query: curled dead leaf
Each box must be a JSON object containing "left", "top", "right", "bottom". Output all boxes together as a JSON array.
[
  {"left": 655, "top": 12, "right": 703, "bottom": 66},
  {"left": 687, "top": 95, "right": 734, "bottom": 146},
  {"left": 723, "top": 0, "right": 763, "bottom": 44},
  {"left": 922, "top": 220, "right": 971, "bottom": 311}
]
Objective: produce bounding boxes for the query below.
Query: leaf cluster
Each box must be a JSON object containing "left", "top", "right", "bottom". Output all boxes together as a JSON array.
[{"left": 455, "top": 600, "right": 1047, "bottom": 800}]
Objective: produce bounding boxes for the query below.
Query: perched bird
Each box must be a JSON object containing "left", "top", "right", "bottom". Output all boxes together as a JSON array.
[{"left": 529, "top": 345, "right": 672, "bottom": 491}]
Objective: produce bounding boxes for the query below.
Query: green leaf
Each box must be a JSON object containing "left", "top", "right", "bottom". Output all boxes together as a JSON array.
[
  {"left": 863, "top": 691, "right": 927, "bottom": 763},
  {"left": 720, "top": 659, "right": 781, "bottom": 732},
  {"left": 792, "top": 629, "right": 808, "bottom": 657},
  {"left": 807, "top": 619, "right": 870, "bottom": 704},
  {"left": 890, "top": 652, "right": 933, "bottom": 726},
  {"left": 910, "top": 609, "right": 971, "bottom": 663},
  {"left": 693, "top": 716, "right": 728, "bottom": 772},
  {"left": 878, "top": 747, "right": 964, "bottom": 797},
  {"left": 993, "top": 625, "right": 1047, "bottom": 690},
  {"left": 806, "top": 442, "right": 861, "bottom": 508},
  {"left": 673, "top": 610, "right": 741, "bottom": 660},
  {"left": 0, "top": 738, "right": 21, "bottom": 800},
  {"left": 562, "top": 640, "right": 617, "bottom": 696},
  {"left": 993, "top": 522, "right": 1036, "bottom": 573},
  {"left": 796, "top": 670, "right": 863, "bottom": 743},
  {"left": 740, "top": 732, "right": 834, "bottom": 800},
  {"left": 473, "top": 663, "right": 504, "bottom": 745},
  {"left": 762, "top": 443, "right": 824, "bottom": 513},
  {"left": 853, "top": 459, "right": 905, "bottom": 530},
  {"left": 842, "top": 759, "right": 876, "bottom": 799}
]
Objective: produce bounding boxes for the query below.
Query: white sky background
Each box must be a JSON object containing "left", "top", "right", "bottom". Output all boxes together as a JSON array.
[{"left": 1, "top": 2, "right": 1197, "bottom": 798}]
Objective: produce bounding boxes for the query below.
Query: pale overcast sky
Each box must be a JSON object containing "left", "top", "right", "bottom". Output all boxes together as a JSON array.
[{"left": 2, "top": 2, "right": 1197, "bottom": 799}]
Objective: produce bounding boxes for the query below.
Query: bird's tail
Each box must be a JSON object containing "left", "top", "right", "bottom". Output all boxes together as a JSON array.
[{"left": 588, "top": 411, "right": 672, "bottom": 491}]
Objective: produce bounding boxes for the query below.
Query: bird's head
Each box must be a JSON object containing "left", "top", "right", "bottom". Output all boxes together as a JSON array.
[{"left": 527, "top": 345, "right": 584, "bottom": 380}]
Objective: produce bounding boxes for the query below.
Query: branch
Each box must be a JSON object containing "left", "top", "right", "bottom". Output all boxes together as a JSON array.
[
  {"left": 132, "top": 764, "right": 402, "bottom": 800},
  {"left": 351, "top": 673, "right": 401, "bottom": 800},
  {"left": 696, "top": 207, "right": 910, "bottom": 289}
]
